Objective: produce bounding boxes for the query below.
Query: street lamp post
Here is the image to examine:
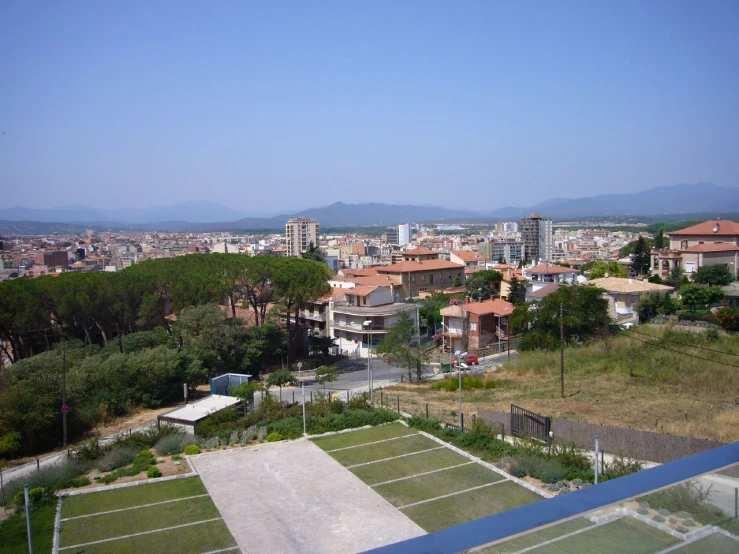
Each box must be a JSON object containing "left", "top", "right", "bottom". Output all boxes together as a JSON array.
[
  {"left": 363, "top": 320, "right": 373, "bottom": 401},
  {"left": 455, "top": 350, "right": 467, "bottom": 428}
]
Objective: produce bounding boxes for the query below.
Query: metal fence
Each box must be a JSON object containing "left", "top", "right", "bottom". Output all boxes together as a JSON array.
[
  {"left": 377, "top": 392, "right": 477, "bottom": 430},
  {"left": 510, "top": 404, "right": 552, "bottom": 442}
]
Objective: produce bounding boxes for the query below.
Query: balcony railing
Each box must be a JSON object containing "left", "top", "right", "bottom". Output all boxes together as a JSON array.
[
  {"left": 332, "top": 320, "right": 387, "bottom": 332},
  {"left": 298, "top": 310, "right": 326, "bottom": 322}
]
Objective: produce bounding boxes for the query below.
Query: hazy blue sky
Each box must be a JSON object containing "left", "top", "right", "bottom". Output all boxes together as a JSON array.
[{"left": 1, "top": 1, "right": 738, "bottom": 212}]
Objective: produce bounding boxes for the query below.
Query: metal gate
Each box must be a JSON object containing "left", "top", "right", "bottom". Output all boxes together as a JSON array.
[{"left": 510, "top": 404, "right": 551, "bottom": 442}]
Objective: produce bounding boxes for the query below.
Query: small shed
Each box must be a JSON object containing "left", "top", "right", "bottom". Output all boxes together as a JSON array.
[{"left": 157, "top": 394, "right": 241, "bottom": 434}]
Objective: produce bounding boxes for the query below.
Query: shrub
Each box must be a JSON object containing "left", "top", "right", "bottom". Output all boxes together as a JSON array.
[
  {"left": 429, "top": 375, "right": 498, "bottom": 392},
  {"left": 2, "top": 459, "right": 91, "bottom": 504},
  {"left": 183, "top": 444, "right": 200, "bottom": 455},
  {"left": 641, "top": 482, "right": 728, "bottom": 525},
  {"left": 228, "top": 431, "right": 240, "bottom": 446},
  {"left": 154, "top": 433, "right": 192, "bottom": 456},
  {"left": 601, "top": 454, "right": 644, "bottom": 481},
  {"left": 96, "top": 447, "right": 139, "bottom": 472},
  {"left": 652, "top": 515, "right": 665, "bottom": 523},
  {"left": 257, "top": 427, "right": 267, "bottom": 443},
  {"left": 73, "top": 438, "right": 109, "bottom": 463},
  {"left": 540, "top": 464, "right": 565, "bottom": 484},
  {"left": 147, "top": 466, "right": 161, "bottom": 478},
  {"left": 407, "top": 416, "right": 442, "bottom": 433},
  {"left": 267, "top": 417, "right": 303, "bottom": 440},
  {"left": 111, "top": 423, "right": 185, "bottom": 451},
  {"left": 266, "top": 432, "right": 283, "bottom": 442}
]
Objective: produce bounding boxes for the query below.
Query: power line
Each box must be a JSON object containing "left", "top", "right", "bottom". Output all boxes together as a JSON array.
[
  {"left": 622, "top": 331, "right": 739, "bottom": 369},
  {"left": 627, "top": 327, "right": 739, "bottom": 358}
]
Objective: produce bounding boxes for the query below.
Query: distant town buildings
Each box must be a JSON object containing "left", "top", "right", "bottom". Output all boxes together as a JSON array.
[
  {"left": 521, "top": 213, "right": 553, "bottom": 263},
  {"left": 285, "top": 217, "right": 320, "bottom": 257}
]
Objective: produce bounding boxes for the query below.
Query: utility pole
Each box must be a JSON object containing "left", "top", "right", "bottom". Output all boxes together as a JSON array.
[
  {"left": 559, "top": 303, "right": 565, "bottom": 399},
  {"left": 62, "top": 348, "right": 68, "bottom": 448}
]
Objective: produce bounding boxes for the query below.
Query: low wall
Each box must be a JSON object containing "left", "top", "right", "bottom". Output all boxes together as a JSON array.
[{"left": 477, "top": 407, "right": 725, "bottom": 463}]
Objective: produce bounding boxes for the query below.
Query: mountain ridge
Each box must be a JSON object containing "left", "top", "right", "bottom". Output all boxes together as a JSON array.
[{"left": 1, "top": 184, "right": 737, "bottom": 229}]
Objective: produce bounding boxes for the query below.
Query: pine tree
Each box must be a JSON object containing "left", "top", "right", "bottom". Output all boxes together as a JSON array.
[{"left": 653, "top": 227, "right": 665, "bottom": 249}]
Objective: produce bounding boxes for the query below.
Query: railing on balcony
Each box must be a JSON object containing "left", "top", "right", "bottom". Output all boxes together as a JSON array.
[
  {"left": 331, "top": 320, "right": 386, "bottom": 332},
  {"left": 298, "top": 310, "right": 326, "bottom": 322}
]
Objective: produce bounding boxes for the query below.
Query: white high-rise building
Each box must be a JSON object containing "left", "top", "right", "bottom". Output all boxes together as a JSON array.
[
  {"left": 285, "top": 217, "right": 320, "bottom": 257},
  {"left": 398, "top": 223, "right": 411, "bottom": 246}
]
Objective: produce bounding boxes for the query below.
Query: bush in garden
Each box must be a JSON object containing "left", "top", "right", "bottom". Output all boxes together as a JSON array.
[
  {"left": 96, "top": 447, "right": 139, "bottom": 472},
  {"left": 147, "top": 466, "right": 161, "bottom": 478},
  {"left": 257, "top": 427, "right": 267, "bottom": 443},
  {"left": 3, "top": 459, "right": 90, "bottom": 504},
  {"left": 154, "top": 433, "right": 192, "bottom": 456},
  {"left": 266, "top": 432, "right": 283, "bottom": 442},
  {"left": 183, "top": 444, "right": 200, "bottom": 455}
]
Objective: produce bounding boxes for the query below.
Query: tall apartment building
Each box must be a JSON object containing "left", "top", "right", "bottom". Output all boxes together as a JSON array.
[
  {"left": 285, "top": 217, "right": 320, "bottom": 257},
  {"left": 381, "top": 229, "right": 399, "bottom": 245},
  {"left": 398, "top": 223, "right": 411, "bottom": 246},
  {"left": 521, "top": 213, "right": 553, "bottom": 263}
]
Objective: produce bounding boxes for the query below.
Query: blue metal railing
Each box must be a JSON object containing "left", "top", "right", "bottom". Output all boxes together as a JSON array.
[{"left": 363, "top": 441, "right": 739, "bottom": 554}]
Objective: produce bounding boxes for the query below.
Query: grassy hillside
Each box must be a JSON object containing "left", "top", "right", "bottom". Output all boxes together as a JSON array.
[{"left": 387, "top": 325, "right": 739, "bottom": 442}]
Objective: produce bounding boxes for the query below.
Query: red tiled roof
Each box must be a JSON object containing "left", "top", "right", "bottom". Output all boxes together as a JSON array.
[
  {"left": 377, "top": 260, "right": 464, "bottom": 273},
  {"left": 440, "top": 298, "right": 515, "bottom": 317},
  {"left": 668, "top": 220, "right": 739, "bottom": 237},
  {"left": 402, "top": 247, "right": 437, "bottom": 256},
  {"left": 681, "top": 243, "right": 739, "bottom": 253},
  {"left": 527, "top": 263, "right": 576, "bottom": 274},
  {"left": 345, "top": 285, "right": 378, "bottom": 297}
]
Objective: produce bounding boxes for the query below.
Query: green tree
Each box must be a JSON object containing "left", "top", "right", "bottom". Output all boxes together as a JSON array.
[
  {"left": 453, "top": 274, "right": 464, "bottom": 287},
  {"left": 376, "top": 312, "right": 429, "bottom": 382},
  {"left": 419, "top": 292, "right": 449, "bottom": 331},
  {"left": 680, "top": 285, "right": 708, "bottom": 311},
  {"left": 653, "top": 227, "right": 666, "bottom": 249},
  {"left": 584, "top": 260, "right": 628, "bottom": 279},
  {"left": 301, "top": 241, "right": 325, "bottom": 263},
  {"left": 630, "top": 236, "right": 651, "bottom": 276},
  {"left": 507, "top": 275, "right": 525, "bottom": 306},
  {"left": 694, "top": 264, "right": 733, "bottom": 287},
  {"left": 267, "top": 370, "right": 298, "bottom": 401},
  {"left": 466, "top": 270, "right": 503, "bottom": 300},
  {"left": 231, "top": 380, "right": 265, "bottom": 414},
  {"left": 665, "top": 265, "right": 686, "bottom": 288},
  {"left": 509, "top": 285, "right": 611, "bottom": 351},
  {"left": 315, "top": 365, "right": 338, "bottom": 390},
  {"left": 271, "top": 258, "right": 332, "bottom": 364},
  {"left": 705, "top": 287, "right": 727, "bottom": 306}
]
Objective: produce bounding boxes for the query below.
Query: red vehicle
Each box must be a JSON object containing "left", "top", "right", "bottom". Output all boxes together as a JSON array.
[{"left": 452, "top": 354, "right": 479, "bottom": 366}]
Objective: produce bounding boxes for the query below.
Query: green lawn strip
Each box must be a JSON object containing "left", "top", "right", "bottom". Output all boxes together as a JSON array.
[
  {"left": 61, "top": 476, "right": 206, "bottom": 518},
  {"left": 401, "top": 481, "right": 542, "bottom": 533},
  {"left": 477, "top": 518, "right": 594, "bottom": 553},
  {"left": 61, "top": 519, "right": 238, "bottom": 554},
  {"left": 60, "top": 496, "right": 219, "bottom": 546},
  {"left": 718, "top": 518, "right": 739, "bottom": 535},
  {"left": 0, "top": 500, "right": 57, "bottom": 554},
  {"left": 311, "top": 423, "right": 414, "bottom": 451},
  {"left": 374, "top": 463, "right": 503, "bottom": 507},
  {"left": 673, "top": 532, "right": 739, "bottom": 554},
  {"left": 352, "top": 448, "right": 470, "bottom": 485},
  {"left": 330, "top": 434, "right": 439, "bottom": 466},
  {"left": 528, "top": 517, "right": 680, "bottom": 554}
]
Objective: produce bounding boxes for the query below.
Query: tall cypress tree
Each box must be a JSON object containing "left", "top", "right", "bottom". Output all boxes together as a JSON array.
[{"left": 631, "top": 236, "right": 651, "bottom": 276}]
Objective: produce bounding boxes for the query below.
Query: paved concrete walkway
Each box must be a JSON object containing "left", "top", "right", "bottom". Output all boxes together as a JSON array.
[{"left": 190, "top": 440, "right": 425, "bottom": 554}]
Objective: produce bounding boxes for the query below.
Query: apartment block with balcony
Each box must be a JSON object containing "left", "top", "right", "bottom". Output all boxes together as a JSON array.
[
  {"left": 328, "top": 285, "right": 418, "bottom": 358},
  {"left": 440, "top": 299, "right": 514, "bottom": 353},
  {"left": 375, "top": 259, "right": 464, "bottom": 299}
]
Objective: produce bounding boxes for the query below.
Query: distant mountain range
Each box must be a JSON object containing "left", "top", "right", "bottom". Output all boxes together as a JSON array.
[
  {"left": 486, "top": 183, "right": 739, "bottom": 219},
  {"left": 1, "top": 184, "right": 738, "bottom": 232}
]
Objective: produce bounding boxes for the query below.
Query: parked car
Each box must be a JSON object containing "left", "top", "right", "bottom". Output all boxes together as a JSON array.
[{"left": 452, "top": 354, "right": 479, "bottom": 366}]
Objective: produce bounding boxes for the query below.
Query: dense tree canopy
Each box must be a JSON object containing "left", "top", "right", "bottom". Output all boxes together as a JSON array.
[
  {"left": 630, "top": 236, "right": 651, "bottom": 276},
  {"left": 583, "top": 260, "right": 627, "bottom": 279},
  {"left": 693, "top": 264, "right": 733, "bottom": 287},
  {"left": 509, "top": 285, "right": 611, "bottom": 351},
  {"left": 466, "top": 270, "right": 503, "bottom": 301}
]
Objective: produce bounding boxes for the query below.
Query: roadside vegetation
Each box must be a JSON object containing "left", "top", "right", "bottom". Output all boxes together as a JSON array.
[{"left": 389, "top": 326, "right": 739, "bottom": 442}]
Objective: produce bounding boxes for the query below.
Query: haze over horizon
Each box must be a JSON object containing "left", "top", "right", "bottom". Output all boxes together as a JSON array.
[{"left": 1, "top": 1, "right": 738, "bottom": 212}]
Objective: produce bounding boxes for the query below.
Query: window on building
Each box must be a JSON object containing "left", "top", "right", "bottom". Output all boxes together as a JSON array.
[
  {"left": 421, "top": 274, "right": 425, "bottom": 282},
  {"left": 429, "top": 274, "right": 434, "bottom": 284},
  {"left": 469, "top": 322, "right": 477, "bottom": 331},
  {"left": 362, "top": 297, "right": 367, "bottom": 305}
]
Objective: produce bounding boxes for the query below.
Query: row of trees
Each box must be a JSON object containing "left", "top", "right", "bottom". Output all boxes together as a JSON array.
[
  {"left": 0, "top": 300, "right": 289, "bottom": 456},
  {"left": 0, "top": 253, "right": 332, "bottom": 365}
]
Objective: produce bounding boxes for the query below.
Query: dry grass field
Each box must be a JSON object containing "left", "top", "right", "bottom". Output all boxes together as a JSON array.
[{"left": 387, "top": 325, "right": 739, "bottom": 443}]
